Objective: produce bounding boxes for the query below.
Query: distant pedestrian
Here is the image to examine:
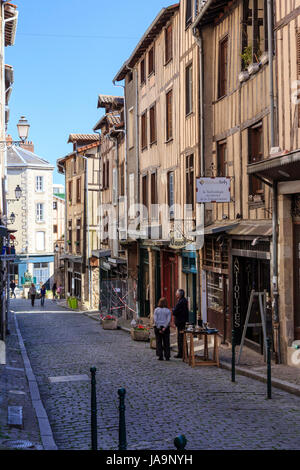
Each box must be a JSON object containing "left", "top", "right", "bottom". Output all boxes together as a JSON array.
[
  {"left": 154, "top": 298, "right": 171, "bottom": 361},
  {"left": 52, "top": 282, "right": 57, "bottom": 301},
  {"left": 56, "top": 285, "right": 61, "bottom": 299},
  {"left": 172, "top": 289, "right": 189, "bottom": 359},
  {"left": 29, "top": 283, "right": 37, "bottom": 307},
  {"left": 40, "top": 284, "right": 46, "bottom": 307},
  {"left": 10, "top": 280, "right": 16, "bottom": 298}
]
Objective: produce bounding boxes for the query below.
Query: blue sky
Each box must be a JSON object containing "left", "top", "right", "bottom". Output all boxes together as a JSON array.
[{"left": 6, "top": 0, "right": 174, "bottom": 185}]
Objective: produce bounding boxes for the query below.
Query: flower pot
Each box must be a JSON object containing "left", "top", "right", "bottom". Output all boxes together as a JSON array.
[
  {"left": 247, "top": 62, "right": 260, "bottom": 75},
  {"left": 102, "top": 319, "right": 118, "bottom": 330},
  {"left": 239, "top": 70, "right": 249, "bottom": 83},
  {"left": 131, "top": 328, "right": 150, "bottom": 342},
  {"left": 260, "top": 52, "right": 269, "bottom": 66}
]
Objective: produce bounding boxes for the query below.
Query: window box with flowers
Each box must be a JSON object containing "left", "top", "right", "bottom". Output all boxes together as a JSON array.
[
  {"left": 131, "top": 325, "right": 150, "bottom": 342},
  {"left": 102, "top": 315, "right": 118, "bottom": 330}
]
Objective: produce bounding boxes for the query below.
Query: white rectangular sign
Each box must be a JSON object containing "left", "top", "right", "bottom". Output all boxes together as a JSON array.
[{"left": 196, "top": 177, "right": 231, "bottom": 203}]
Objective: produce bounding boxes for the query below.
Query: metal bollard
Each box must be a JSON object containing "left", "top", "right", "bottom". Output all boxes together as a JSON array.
[
  {"left": 174, "top": 435, "right": 187, "bottom": 450},
  {"left": 267, "top": 338, "right": 272, "bottom": 399},
  {"left": 232, "top": 329, "right": 236, "bottom": 383},
  {"left": 90, "top": 367, "right": 98, "bottom": 450},
  {"left": 118, "top": 388, "right": 127, "bottom": 450}
]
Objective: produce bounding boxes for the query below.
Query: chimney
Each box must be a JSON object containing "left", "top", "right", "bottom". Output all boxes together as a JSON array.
[{"left": 20, "top": 140, "right": 34, "bottom": 153}]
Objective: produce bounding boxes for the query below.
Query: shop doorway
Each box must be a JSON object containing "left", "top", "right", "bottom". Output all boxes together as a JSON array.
[
  {"left": 139, "top": 248, "right": 150, "bottom": 317},
  {"left": 233, "top": 256, "right": 270, "bottom": 346}
]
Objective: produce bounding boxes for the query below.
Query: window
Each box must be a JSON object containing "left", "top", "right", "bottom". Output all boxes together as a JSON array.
[
  {"left": 68, "top": 181, "right": 72, "bottom": 202},
  {"left": 165, "top": 24, "right": 173, "bottom": 63},
  {"left": 242, "top": 0, "right": 270, "bottom": 68},
  {"left": 151, "top": 172, "right": 158, "bottom": 220},
  {"left": 186, "top": 64, "right": 193, "bottom": 115},
  {"left": 103, "top": 159, "right": 109, "bottom": 189},
  {"left": 217, "top": 141, "right": 228, "bottom": 176},
  {"left": 140, "top": 58, "right": 146, "bottom": 84},
  {"left": 186, "top": 0, "right": 193, "bottom": 27},
  {"left": 36, "top": 231, "right": 45, "bottom": 251},
  {"left": 53, "top": 225, "right": 58, "bottom": 234},
  {"left": 186, "top": 154, "right": 194, "bottom": 211},
  {"left": 120, "top": 162, "right": 125, "bottom": 196},
  {"left": 36, "top": 203, "right": 44, "bottom": 222},
  {"left": 53, "top": 201, "right": 57, "bottom": 210},
  {"left": 166, "top": 90, "right": 173, "bottom": 141},
  {"left": 76, "top": 219, "right": 81, "bottom": 253},
  {"left": 36, "top": 176, "right": 44, "bottom": 192},
  {"left": 149, "top": 104, "right": 156, "bottom": 144},
  {"left": 142, "top": 174, "right": 148, "bottom": 220},
  {"left": 128, "top": 108, "right": 134, "bottom": 148},
  {"left": 106, "top": 160, "right": 110, "bottom": 189},
  {"left": 218, "top": 36, "right": 228, "bottom": 99},
  {"left": 73, "top": 157, "right": 77, "bottom": 175},
  {"left": 248, "top": 122, "right": 264, "bottom": 199},
  {"left": 141, "top": 112, "right": 147, "bottom": 150},
  {"left": 168, "top": 171, "right": 175, "bottom": 220},
  {"left": 148, "top": 46, "right": 155, "bottom": 75},
  {"left": 68, "top": 220, "right": 72, "bottom": 250},
  {"left": 76, "top": 177, "right": 81, "bottom": 203}
]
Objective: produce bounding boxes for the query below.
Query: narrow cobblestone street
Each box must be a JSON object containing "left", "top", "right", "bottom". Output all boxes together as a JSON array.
[{"left": 11, "top": 299, "right": 300, "bottom": 451}]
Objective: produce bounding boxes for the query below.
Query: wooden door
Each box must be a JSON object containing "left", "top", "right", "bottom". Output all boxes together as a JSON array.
[{"left": 162, "top": 252, "right": 178, "bottom": 316}]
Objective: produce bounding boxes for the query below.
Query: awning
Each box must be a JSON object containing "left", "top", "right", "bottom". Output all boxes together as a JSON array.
[
  {"left": 92, "top": 249, "right": 111, "bottom": 259},
  {"left": 227, "top": 221, "right": 272, "bottom": 237},
  {"left": 204, "top": 221, "right": 239, "bottom": 235},
  {"left": 108, "top": 257, "right": 127, "bottom": 266},
  {"left": 247, "top": 150, "right": 300, "bottom": 182},
  {"left": 60, "top": 254, "right": 83, "bottom": 262}
]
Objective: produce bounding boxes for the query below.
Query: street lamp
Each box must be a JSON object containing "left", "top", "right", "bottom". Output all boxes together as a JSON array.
[
  {"left": 0, "top": 116, "right": 30, "bottom": 149},
  {"left": 16, "top": 116, "right": 30, "bottom": 142},
  {"left": 14, "top": 185, "right": 22, "bottom": 200},
  {"left": 9, "top": 213, "right": 15, "bottom": 224}
]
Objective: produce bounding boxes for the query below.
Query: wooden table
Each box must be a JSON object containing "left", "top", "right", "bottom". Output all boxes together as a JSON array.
[{"left": 183, "top": 330, "right": 220, "bottom": 368}]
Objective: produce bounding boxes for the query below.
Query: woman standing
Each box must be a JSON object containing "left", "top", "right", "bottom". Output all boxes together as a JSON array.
[
  {"left": 154, "top": 298, "right": 171, "bottom": 361},
  {"left": 40, "top": 284, "right": 46, "bottom": 307},
  {"left": 29, "top": 283, "right": 37, "bottom": 307}
]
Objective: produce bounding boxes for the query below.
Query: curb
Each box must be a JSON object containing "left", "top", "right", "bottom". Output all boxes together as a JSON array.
[
  {"left": 220, "top": 361, "right": 300, "bottom": 397},
  {"left": 13, "top": 313, "right": 57, "bottom": 450}
]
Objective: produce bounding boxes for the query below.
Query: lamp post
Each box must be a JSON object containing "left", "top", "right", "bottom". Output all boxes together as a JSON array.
[{"left": 0, "top": 116, "right": 30, "bottom": 149}]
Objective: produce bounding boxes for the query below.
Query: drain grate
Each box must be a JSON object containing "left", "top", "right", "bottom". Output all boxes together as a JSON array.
[{"left": 3, "top": 440, "right": 35, "bottom": 449}]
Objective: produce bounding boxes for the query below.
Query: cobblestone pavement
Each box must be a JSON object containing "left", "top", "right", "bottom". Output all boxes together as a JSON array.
[{"left": 12, "top": 299, "right": 300, "bottom": 450}]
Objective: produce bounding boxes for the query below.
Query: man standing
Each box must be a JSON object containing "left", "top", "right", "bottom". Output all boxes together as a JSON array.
[
  {"left": 29, "top": 283, "right": 37, "bottom": 307},
  {"left": 52, "top": 282, "right": 57, "bottom": 301},
  {"left": 10, "top": 280, "right": 16, "bottom": 298},
  {"left": 173, "top": 289, "right": 189, "bottom": 359}
]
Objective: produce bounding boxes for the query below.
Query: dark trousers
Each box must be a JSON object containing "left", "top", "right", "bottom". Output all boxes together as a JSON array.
[
  {"left": 31, "top": 295, "right": 36, "bottom": 307},
  {"left": 41, "top": 296, "right": 45, "bottom": 306},
  {"left": 177, "top": 326, "right": 185, "bottom": 357},
  {"left": 154, "top": 327, "right": 170, "bottom": 359}
]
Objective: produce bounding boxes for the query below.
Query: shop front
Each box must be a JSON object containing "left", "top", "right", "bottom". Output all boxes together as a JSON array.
[{"left": 182, "top": 251, "right": 197, "bottom": 324}]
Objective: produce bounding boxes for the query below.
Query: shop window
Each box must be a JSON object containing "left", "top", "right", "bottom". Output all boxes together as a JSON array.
[
  {"left": 203, "top": 237, "right": 229, "bottom": 271},
  {"left": 217, "top": 140, "right": 228, "bottom": 176},
  {"left": 207, "top": 272, "right": 224, "bottom": 313},
  {"left": 218, "top": 36, "right": 228, "bottom": 99},
  {"left": 248, "top": 122, "right": 264, "bottom": 202}
]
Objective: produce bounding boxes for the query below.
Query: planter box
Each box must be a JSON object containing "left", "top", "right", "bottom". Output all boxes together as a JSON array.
[
  {"left": 131, "top": 329, "right": 150, "bottom": 342},
  {"left": 239, "top": 70, "right": 249, "bottom": 83},
  {"left": 102, "top": 319, "right": 118, "bottom": 330},
  {"left": 248, "top": 62, "right": 260, "bottom": 75}
]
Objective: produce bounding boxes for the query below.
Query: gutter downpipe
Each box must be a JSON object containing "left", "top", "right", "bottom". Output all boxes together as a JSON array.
[
  {"left": 268, "top": 0, "right": 280, "bottom": 364},
  {"left": 82, "top": 154, "right": 92, "bottom": 309},
  {"left": 193, "top": 26, "right": 205, "bottom": 328}
]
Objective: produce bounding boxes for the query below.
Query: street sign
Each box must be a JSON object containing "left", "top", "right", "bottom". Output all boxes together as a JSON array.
[{"left": 196, "top": 177, "right": 231, "bottom": 203}]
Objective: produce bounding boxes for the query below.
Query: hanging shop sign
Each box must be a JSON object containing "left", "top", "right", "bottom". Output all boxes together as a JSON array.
[{"left": 196, "top": 177, "right": 231, "bottom": 203}]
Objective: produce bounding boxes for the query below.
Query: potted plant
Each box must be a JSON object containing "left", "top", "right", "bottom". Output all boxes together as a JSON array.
[
  {"left": 131, "top": 324, "right": 150, "bottom": 342},
  {"left": 67, "top": 240, "right": 71, "bottom": 246},
  {"left": 102, "top": 314, "right": 118, "bottom": 330}
]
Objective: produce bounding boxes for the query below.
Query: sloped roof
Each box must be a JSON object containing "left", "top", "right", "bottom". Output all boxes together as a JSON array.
[
  {"left": 114, "top": 3, "right": 179, "bottom": 82},
  {"left": 7, "top": 146, "right": 54, "bottom": 170},
  {"left": 93, "top": 113, "right": 121, "bottom": 132},
  {"left": 4, "top": 3, "right": 18, "bottom": 47},
  {"left": 97, "top": 95, "right": 124, "bottom": 109},
  {"left": 68, "top": 134, "right": 99, "bottom": 144}
]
